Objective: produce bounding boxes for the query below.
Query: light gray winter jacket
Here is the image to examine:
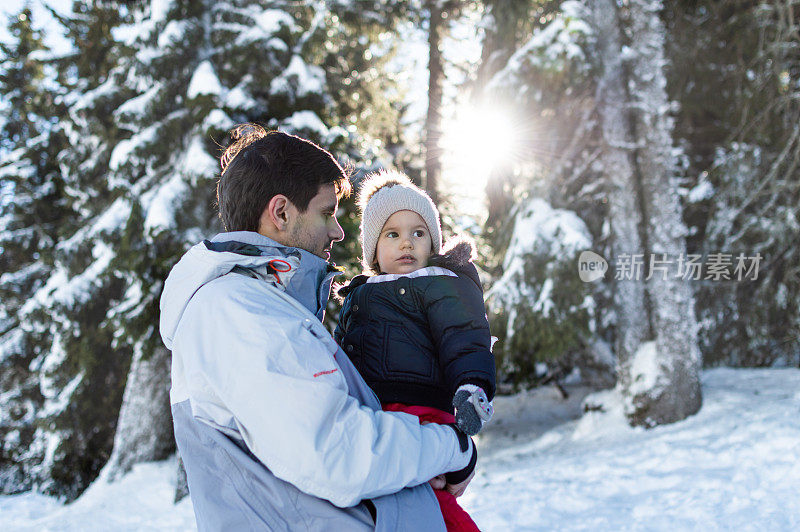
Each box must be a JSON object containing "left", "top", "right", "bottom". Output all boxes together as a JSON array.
[{"left": 160, "top": 232, "right": 472, "bottom": 531}]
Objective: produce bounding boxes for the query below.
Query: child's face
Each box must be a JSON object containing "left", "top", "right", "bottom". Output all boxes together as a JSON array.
[{"left": 374, "top": 210, "right": 433, "bottom": 275}]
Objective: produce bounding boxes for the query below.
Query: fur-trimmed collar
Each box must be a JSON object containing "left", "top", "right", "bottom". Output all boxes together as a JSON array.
[
  {"left": 427, "top": 238, "right": 475, "bottom": 271},
  {"left": 337, "top": 237, "right": 480, "bottom": 298}
]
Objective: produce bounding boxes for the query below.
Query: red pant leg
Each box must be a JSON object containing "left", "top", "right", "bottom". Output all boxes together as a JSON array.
[
  {"left": 382, "top": 403, "right": 481, "bottom": 531},
  {"left": 434, "top": 489, "right": 481, "bottom": 532}
]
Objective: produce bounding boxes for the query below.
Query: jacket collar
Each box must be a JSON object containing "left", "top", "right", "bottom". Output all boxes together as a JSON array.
[{"left": 208, "top": 232, "right": 341, "bottom": 321}]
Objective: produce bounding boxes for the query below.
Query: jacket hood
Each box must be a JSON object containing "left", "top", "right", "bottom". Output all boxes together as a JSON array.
[
  {"left": 427, "top": 238, "right": 476, "bottom": 272},
  {"left": 160, "top": 231, "right": 337, "bottom": 350}
]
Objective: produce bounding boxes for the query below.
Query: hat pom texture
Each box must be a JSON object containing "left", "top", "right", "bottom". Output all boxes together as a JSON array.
[{"left": 358, "top": 170, "right": 442, "bottom": 271}]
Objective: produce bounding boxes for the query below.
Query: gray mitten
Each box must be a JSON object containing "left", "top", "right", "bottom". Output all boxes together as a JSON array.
[{"left": 453, "top": 384, "right": 493, "bottom": 436}]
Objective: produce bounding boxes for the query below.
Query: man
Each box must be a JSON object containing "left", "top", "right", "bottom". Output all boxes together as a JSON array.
[{"left": 159, "top": 124, "right": 477, "bottom": 531}]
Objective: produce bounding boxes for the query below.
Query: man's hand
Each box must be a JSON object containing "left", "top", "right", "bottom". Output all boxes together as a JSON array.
[
  {"left": 445, "top": 469, "right": 475, "bottom": 498},
  {"left": 429, "top": 474, "right": 446, "bottom": 490}
]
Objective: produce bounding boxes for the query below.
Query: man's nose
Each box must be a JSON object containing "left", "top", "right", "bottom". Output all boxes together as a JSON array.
[{"left": 330, "top": 218, "right": 344, "bottom": 242}]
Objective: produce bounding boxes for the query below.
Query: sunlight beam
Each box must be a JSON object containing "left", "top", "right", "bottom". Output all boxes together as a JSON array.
[{"left": 440, "top": 104, "right": 521, "bottom": 192}]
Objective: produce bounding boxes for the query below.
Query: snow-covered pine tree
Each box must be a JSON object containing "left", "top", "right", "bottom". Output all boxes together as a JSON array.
[
  {"left": 474, "top": 0, "right": 535, "bottom": 92},
  {"left": 2, "top": 0, "right": 407, "bottom": 500},
  {"left": 108, "top": 0, "right": 407, "bottom": 493},
  {"left": 485, "top": 197, "right": 606, "bottom": 388},
  {"left": 310, "top": 0, "right": 407, "bottom": 283},
  {"left": 478, "top": 2, "right": 614, "bottom": 386},
  {"left": 591, "top": 0, "right": 701, "bottom": 426},
  {"left": 0, "top": 6, "right": 65, "bottom": 322},
  {"left": 0, "top": 6, "right": 73, "bottom": 495}
]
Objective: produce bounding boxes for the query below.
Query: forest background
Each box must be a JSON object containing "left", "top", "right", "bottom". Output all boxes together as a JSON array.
[{"left": 1, "top": 0, "right": 798, "bottom": 502}]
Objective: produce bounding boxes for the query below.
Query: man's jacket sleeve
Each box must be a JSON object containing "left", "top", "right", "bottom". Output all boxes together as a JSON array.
[{"left": 174, "top": 279, "right": 470, "bottom": 508}]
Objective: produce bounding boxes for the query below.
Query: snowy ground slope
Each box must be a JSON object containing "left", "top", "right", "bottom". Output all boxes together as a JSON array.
[
  {"left": 1, "top": 368, "right": 798, "bottom": 531},
  {"left": 464, "top": 368, "right": 800, "bottom": 531},
  {"left": 1, "top": 458, "right": 196, "bottom": 531}
]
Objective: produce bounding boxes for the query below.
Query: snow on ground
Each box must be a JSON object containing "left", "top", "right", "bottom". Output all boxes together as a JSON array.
[
  {"left": 464, "top": 368, "right": 800, "bottom": 530},
  {"left": 2, "top": 368, "right": 799, "bottom": 531},
  {"left": 1, "top": 457, "right": 196, "bottom": 531}
]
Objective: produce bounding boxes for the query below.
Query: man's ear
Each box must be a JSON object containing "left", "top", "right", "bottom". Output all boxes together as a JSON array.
[{"left": 258, "top": 194, "right": 292, "bottom": 234}]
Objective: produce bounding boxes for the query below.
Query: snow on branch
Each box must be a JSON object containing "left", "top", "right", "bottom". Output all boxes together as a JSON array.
[
  {"left": 109, "top": 125, "right": 159, "bottom": 171},
  {"left": 143, "top": 135, "right": 216, "bottom": 235},
  {"left": 115, "top": 83, "right": 164, "bottom": 123},
  {"left": 57, "top": 197, "right": 132, "bottom": 254},
  {"left": 488, "top": 1, "right": 592, "bottom": 93},
  {"left": 187, "top": 61, "right": 221, "bottom": 99},
  {"left": 21, "top": 242, "right": 116, "bottom": 314},
  {"left": 269, "top": 56, "right": 325, "bottom": 98},
  {"left": 280, "top": 110, "right": 329, "bottom": 138}
]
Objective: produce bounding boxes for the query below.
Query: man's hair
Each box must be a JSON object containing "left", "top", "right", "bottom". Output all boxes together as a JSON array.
[{"left": 216, "top": 124, "right": 351, "bottom": 232}]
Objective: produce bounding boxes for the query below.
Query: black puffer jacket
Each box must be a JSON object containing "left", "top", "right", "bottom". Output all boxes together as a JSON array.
[{"left": 334, "top": 240, "right": 496, "bottom": 413}]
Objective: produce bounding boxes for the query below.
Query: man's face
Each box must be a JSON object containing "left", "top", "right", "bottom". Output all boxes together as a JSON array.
[{"left": 287, "top": 183, "right": 344, "bottom": 260}]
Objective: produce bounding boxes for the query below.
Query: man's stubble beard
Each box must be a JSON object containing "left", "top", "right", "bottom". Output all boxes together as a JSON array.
[{"left": 288, "top": 220, "right": 329, "bottom": 259}]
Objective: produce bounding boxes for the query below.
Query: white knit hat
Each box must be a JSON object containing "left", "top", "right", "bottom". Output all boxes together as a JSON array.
[{"left": 358, "top": 170, "right": 442, "bottom": 270}]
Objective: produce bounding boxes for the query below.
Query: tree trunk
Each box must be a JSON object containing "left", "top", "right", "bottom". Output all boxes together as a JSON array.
[
  {"left": 592, "top": 0, "right": 652, "bottom": 390},
  {"left": 175, "top": 456, "right": 189, "bottom": 502},
  {"left": 102, "top": 346, "right": 174, "bottom": 481},
  {"left": 627, "top": 0, "right": 702, "bottom": 425},
  {"left": 592, "top": 0, "right": 702, "bottom": 427},
  {"left": 424, "top": 0, "right": 444, "bottom": 204}
]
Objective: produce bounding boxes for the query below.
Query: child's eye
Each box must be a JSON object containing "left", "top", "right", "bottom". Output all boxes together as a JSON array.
[
  {"left": 385, "top": 231, "right": 398, "bottom": 238},
  {"left": 413, "top": 230, "right": 426, "bottom": 237}
]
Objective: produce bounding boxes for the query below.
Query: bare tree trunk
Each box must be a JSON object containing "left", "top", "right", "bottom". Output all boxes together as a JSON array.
[
  {"left": 592, "top": 0, "right": 702, "bottom": 427},
  {"left": 102, "top": 346, "right": 174, "bottom": 481},
  {"left": 424, "top": 0, "right": 444, "bottom": 204},
  {"left": 175, "top": 456, "right": 189, "bottom": 502},
  {"left": 592, "top": 0, "right": 652, "bottom": 395},
  {"left": 627, "top": 0, "right": 702, "bottom": 424}
]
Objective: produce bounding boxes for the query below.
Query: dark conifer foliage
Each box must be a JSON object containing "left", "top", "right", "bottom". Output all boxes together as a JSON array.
[
  {"left": 0, "top": 0, "right": 405, "bottom": 499},
  {"left": 666, "top": 0, "right": 800, "bottom": 367},
  {"left": 2, "top": 0, "right": 797, "bottom": 500},
  {"left": 0, "top": 6, "right": 73, "bottom": 495}
]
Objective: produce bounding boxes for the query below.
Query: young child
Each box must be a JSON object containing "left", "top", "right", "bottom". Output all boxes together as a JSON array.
[{"left": 334, "top": 170, "right": 496, "bottom": 532}]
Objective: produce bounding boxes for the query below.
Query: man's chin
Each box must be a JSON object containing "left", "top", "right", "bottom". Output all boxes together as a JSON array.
[{"left": 312, "top": 247, "right": 331, "bottom": 261}]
